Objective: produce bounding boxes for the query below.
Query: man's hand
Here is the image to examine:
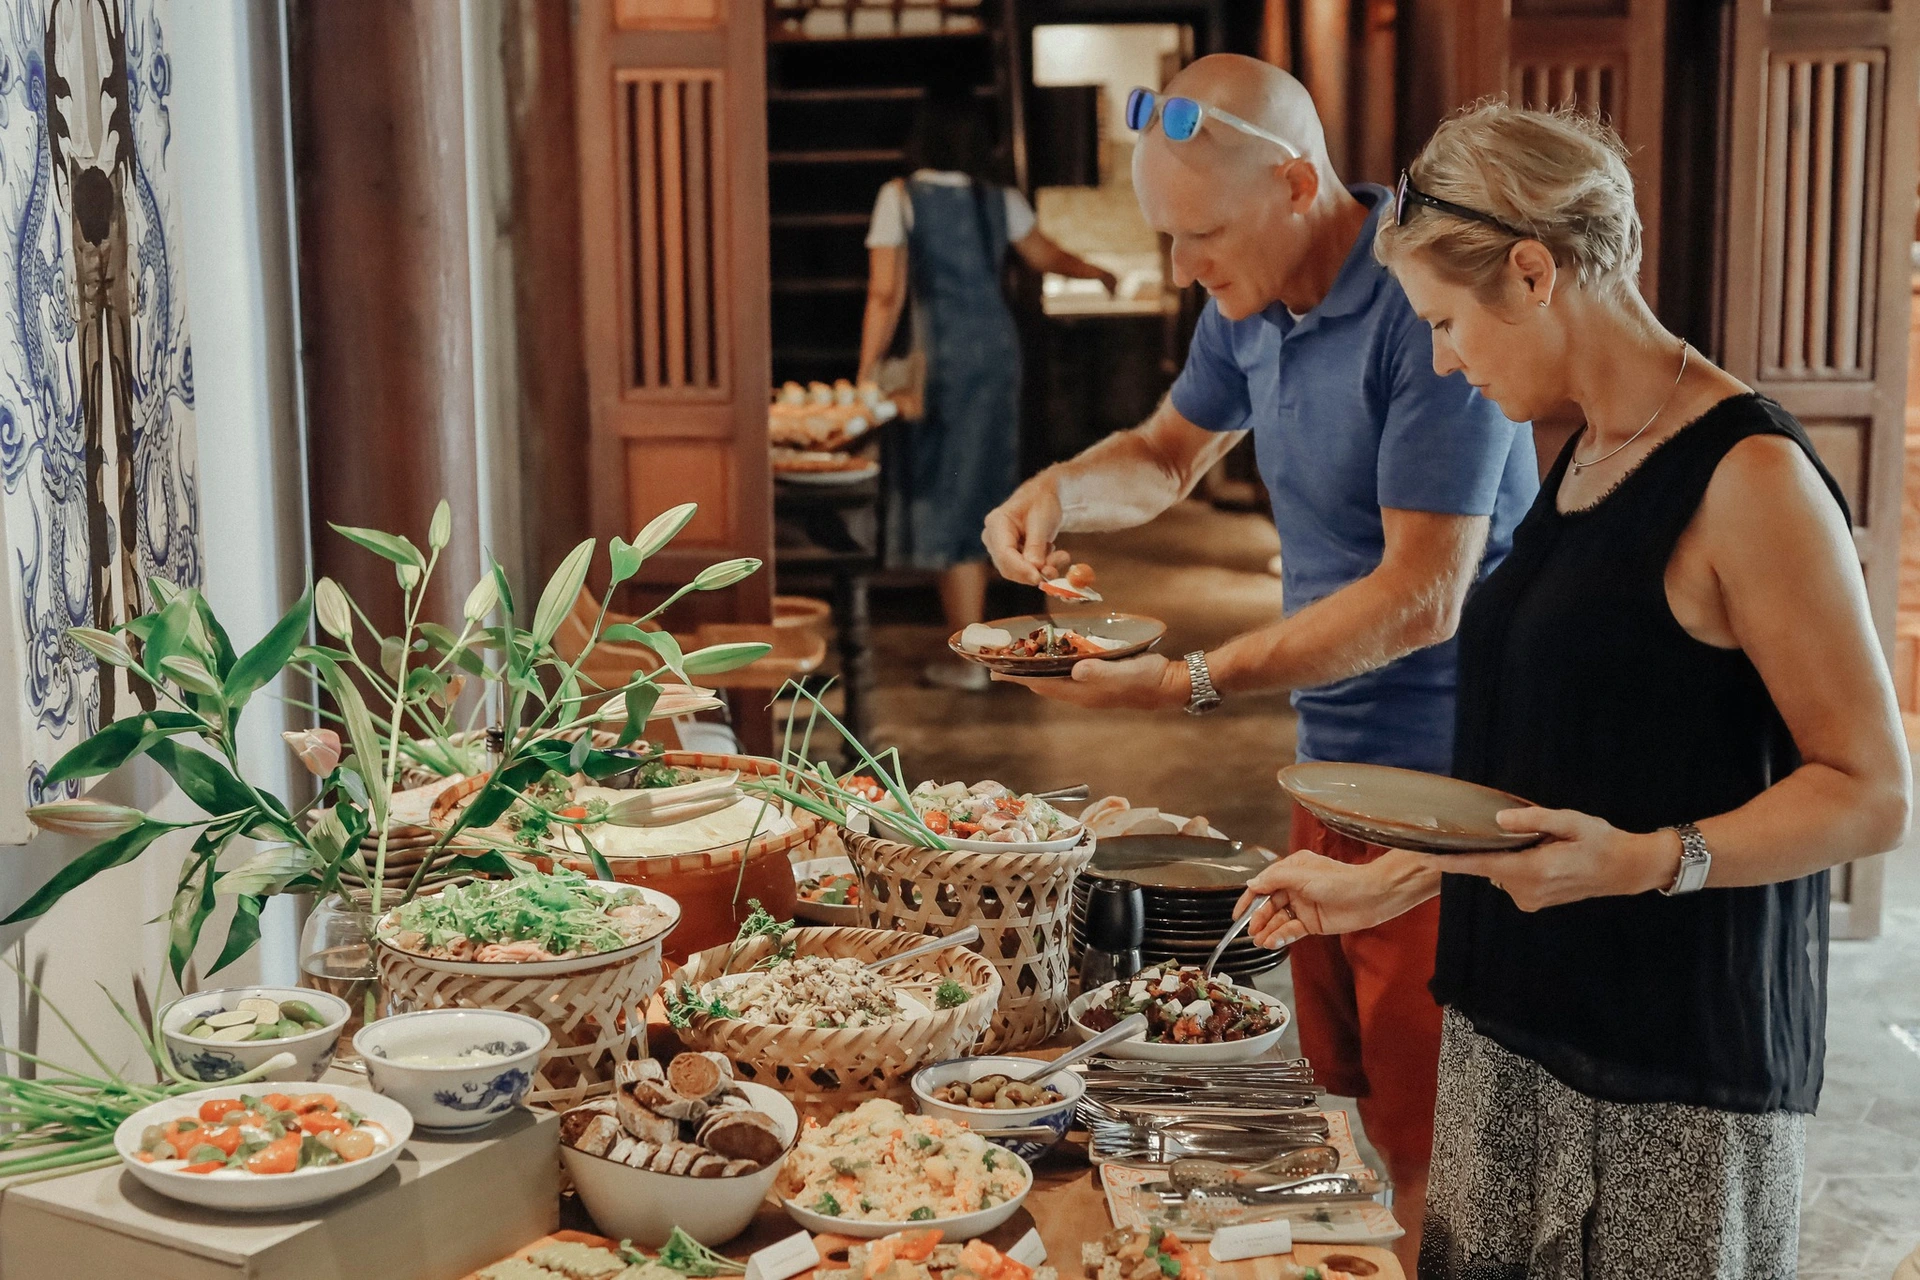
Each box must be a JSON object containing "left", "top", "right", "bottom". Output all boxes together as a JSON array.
[
  {"left": 991, "top": 654, "right": 1188, "bottom": 710},
  {"left": 983, "top": 479, "right": 1071, "bottom": 586}
]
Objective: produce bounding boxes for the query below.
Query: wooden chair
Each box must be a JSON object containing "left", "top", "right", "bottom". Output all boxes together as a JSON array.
[{"left": 551, "top": 588, "right": 825, "bottom": 756}]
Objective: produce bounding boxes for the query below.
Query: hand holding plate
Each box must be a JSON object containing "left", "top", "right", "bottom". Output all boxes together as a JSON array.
[
  {"left": 1424, "top": 805, "right": 1682, "bottom": 910},
  {"left": 992, "top": 653, "right": 1183, "bottom": 710}
]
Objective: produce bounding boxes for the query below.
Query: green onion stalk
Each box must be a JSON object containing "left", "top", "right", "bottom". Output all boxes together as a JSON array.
[{"left": 0, "top": 975, "right": 296, "bottom": 1187}]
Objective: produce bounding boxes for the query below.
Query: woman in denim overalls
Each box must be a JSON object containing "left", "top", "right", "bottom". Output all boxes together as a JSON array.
[{"left": 859, "top": 94, "right": 1115, "bottom": 690}]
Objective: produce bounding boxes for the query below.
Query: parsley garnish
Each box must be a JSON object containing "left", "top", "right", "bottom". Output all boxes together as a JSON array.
[{"left": 934, "top": 980, "right": 971, "bottom": 1009}]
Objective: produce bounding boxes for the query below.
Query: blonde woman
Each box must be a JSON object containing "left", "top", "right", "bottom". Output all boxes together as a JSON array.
[{"left": 1236, "top": 104, "right": 1910, "bottom": 1277}]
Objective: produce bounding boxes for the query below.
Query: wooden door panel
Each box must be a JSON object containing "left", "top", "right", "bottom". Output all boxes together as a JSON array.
[{"left": 576, "top": 0, "right": 771, "bottom": 620}]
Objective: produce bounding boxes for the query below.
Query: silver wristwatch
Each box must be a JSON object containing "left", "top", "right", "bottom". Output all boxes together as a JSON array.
[
  {"left": 1661, "top": 822, "right": 1711, "bottom": 895},
  {"left": 1183, "top": 651, "right": 1222, "bottom": 715}
]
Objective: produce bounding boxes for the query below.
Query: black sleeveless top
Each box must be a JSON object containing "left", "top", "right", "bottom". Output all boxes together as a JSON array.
[{"left": 1434, "top": 394, "right": 1841, "bottom": 1114}]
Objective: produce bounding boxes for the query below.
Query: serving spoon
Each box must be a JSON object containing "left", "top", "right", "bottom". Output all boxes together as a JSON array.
[
  {"left": 1011, "top": 1012, "right": 1149, "bottom": 1085},
  {"left": 864, "top": 925, "right": 981, "bottom": 972},
  {"left": 1203, "top": 895, "right": 1295, "bottom": 978}
]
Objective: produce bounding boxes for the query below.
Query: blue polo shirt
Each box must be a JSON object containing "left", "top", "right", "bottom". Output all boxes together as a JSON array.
[{"left": 1170, "top": 185, "right": 1537, "bottom": 773}]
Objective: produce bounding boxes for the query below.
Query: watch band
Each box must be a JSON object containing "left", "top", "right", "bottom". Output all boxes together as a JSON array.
[
  {"left": 1661, "top": 822, "right": 1711, "bottom": 895},
  {"left": 1183, "top": 651, "right": 1223, "bottom": 715}
]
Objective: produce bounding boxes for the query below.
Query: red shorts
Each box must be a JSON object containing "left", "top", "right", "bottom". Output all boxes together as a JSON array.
[{"left": 1287, "top": 805, "right": 1443, "bottom": 1178}]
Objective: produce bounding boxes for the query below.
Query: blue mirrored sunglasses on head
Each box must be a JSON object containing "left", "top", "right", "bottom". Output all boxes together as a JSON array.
[{"left": 1125, "top": 87, "right": 1302, "bottom": 158}]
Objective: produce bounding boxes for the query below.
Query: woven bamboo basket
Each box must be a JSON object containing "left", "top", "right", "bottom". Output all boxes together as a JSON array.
[
  {"left": 845, "top": 830, "right": 1094, "bottom": 1052},
  {"left": 672, "top": 926, "right": 1000, "bottom": 1123},
  {"left": 376, "top": 937, "right": 664, "bottom": 1110}
]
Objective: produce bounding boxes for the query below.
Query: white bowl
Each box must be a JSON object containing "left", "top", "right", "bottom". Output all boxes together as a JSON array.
[
  {"left": 1066, "top": 984, "right": 1290, "bottom": 1065},
  {"left": 374, "top": 882, "right": 680, "bottom": 977},
  {"left": 911, "top": 1056, "right": 1084, "bottom": 1163},
  {"left": 781, "top": 1148, "right": 1032, "bottom": 1241},
  {"left": 160, "top": 987, "right": 351, "bottom": 1084},
  {"left": 354, "top": 1010, "right": 550, "bottom": 1132},
  {"left": 562, "top": 1080, "right": 798, "bottom": 1247},
  {"left": 791, "top": 856, "right": 864, "bottom": 926},
  {"left": 114, "top": 1082, "right": 412, "bottom": 1212}
]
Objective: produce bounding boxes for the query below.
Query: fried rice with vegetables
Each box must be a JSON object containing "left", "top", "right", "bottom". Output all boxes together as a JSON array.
[{"left": 779, "top": 1100, "right": 1027, "bottom": 1222}]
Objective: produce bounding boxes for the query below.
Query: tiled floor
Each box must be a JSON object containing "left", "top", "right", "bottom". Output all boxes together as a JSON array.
[{"left": 852, "top": 498, "right": 1920, "bottom": 1276}]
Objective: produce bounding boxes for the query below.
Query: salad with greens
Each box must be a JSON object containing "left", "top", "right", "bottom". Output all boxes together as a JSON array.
[{"left": 381, "top": 867, "right": 671, "bottom": 963}]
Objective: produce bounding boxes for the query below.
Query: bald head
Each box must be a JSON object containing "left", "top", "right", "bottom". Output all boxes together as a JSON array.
[{"left": 1138, "top": 55, "right": 1332, "bottom": 184}]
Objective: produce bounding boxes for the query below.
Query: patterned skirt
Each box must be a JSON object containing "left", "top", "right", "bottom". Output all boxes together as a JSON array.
[{"left": 1421, "top": 1009, "right": 1805, "bottom": 1280}]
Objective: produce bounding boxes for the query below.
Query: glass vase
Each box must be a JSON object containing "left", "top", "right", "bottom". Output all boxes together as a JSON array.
[{"left": 297, "top": 891, "right": 378, "bottom": 1064}]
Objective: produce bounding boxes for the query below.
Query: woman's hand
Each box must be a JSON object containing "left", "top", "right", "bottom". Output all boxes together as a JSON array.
[
  {"left": 1428, "top": 807, "right": 1680, "bottom": 911},
  {"left": 1232, "top": 849, "right": 1439, "bottom": 949}
]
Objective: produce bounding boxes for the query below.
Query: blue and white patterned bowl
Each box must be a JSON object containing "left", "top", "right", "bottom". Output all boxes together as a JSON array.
[
  {"left": 910, "top": 1055, "right": 1084, "bottom": 1162},
  {"left": 353, "top": 1009, "right": 551, "bottom": 1132},
  {"left": 159, "top": 986, "right": 351, "bottom": 1084}
]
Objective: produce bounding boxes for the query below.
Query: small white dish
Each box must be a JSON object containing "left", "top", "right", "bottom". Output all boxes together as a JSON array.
[
  {"left": 1066, "top": 985, "right": 1290, "bottom": 1065},
  {"left": 781, "top": 1148, "right": 1032, "bottom": 1241},
  {"left": 791, "top": 856, "right": 864, "bottom": 926},
  {"left": 160, "top": 987, "right": 351, "bottom": 1084},
  {"left": 114, "top": 1083, "right": 411, "bottom": 1212},
  {"left": 563, "top": 1080, "right": 798, "bottom": 1247},
  {"left": 373, "top": 882, "right": 680, "bottom": 978},
  {"left": 354, "top": 1009, "right": 550, "bottom": 1132},
  {"left": 911, "top": 1055, "right": 1084, "bottom": 1162}
]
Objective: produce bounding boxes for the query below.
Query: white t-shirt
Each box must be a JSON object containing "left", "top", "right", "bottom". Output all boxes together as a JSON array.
[{"left": 864, "top": 171, "right": 1037, "bottom": 249}]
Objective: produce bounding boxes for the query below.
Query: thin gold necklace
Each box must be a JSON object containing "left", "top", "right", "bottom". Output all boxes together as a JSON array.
[{"left": 1569, "top": 340, "right": 1689, "bottom": 475}]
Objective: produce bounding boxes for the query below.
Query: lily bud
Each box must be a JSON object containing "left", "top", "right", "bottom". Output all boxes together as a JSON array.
[
  {"left": 282, "top": 727, "right": 343, "bottom": 776},
  {"left": 69, "top": 626, "right": 134, "bottom": 668},
  {"left": 691, "top": 557, "right": 762, "bottom": 592},
  {"left": 463, "top": 575, "right": 499, "bottom": 622},
  {"left": 315, "top": 578, "right": 352, "bottom": 641},
  {"left": 160, "top": 655, "right": 223, "bottom": 697},
  {"left": 27, "top": 798, "right": 147, "bottom": 840}
]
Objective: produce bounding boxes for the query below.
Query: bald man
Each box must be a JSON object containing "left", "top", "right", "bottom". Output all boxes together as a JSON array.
[{"left": 983, "top": 57, "right": 1537, "bottom": 1260}]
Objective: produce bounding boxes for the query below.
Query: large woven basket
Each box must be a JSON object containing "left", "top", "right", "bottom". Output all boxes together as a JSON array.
[
  {"left": 430, "top": 751, "right": 818, "bottom": 961},
  {"left": 845, "top": 830, "right": 1093, "bottom": 1051},
  {"left": 376, "top": 939, "right": 664, "bottom": 1110},
  {"left": 672, "top": 926, "right": 1000, "bottom": 1123}
]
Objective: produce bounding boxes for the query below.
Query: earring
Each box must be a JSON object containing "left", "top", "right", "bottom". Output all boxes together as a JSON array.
[{"left": 1537, "top": 300, "right": 1548, "bottom": 308}]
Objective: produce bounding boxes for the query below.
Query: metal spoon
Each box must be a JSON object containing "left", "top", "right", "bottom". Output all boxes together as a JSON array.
[
  {"left": 864, "top": 925, "right": 981, "bottom": 972},
  {"left": 1012, "top": 1012, "right": 1149, "bottom": 1084},
  {"left": 1031, "top": 784, "right": 1091, "bottom": 803}
]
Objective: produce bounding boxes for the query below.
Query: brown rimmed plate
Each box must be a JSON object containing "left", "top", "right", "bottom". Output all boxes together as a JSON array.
[
  {"left": 1278, "top": 762, "right": 1543, "bottom": 854},
  {"left": 949, "top": 611, "right": 1167, "bottom": 678},
  {"left": 1082, "top": 833, "right": 1276, "bottom": 889}
]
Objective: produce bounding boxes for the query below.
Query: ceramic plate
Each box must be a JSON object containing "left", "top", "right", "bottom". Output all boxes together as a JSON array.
[
  {"left": 777, "top": 463, "right": 880, "bottom": 486},
  {"left": 1278, "top": 762, "right": 1542, "bottom": 853},
  {"left": 949, "top": 612, "right": 1167, "bottom": 677},
  {"left": 791, "top": 856, "right": 865, "bottom": 926},
  {"left": 1083, "top": 834, "right": 1275, "bottom": 890},
  {"left": 781, "top": 1151, "right": 1033, "bottom": 1241},
  {"left": 1066, "top": 985, "right": 1289, "bottom": 1065}
]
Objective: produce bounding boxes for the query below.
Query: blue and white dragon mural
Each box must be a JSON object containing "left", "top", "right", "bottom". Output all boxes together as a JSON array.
[{"left": 0, "top": 0, "right": 199, "bottom": 827}]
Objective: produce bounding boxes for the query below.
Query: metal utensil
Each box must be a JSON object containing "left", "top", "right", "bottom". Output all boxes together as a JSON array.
[
  {"left": 968, "top": 1125, "right": 1060, "bottom": 1142},
  {"left": 864, "top": 925, "right": 980, "bottom": 972},
  {"left": 1167, "top": 1146, "right": 1342, "bottom": 1193},
  {"left": 1014, "top": 1013, "right": 1148, "bottom": 1084},
  {"left": 1032, "top": 784, "right": 1092, "bottom": 803},
  {"left": 1159, "top": 1172, "right": 1384, "bottom": 1207},
  {"left": 1203, "top": 900, "right": 1270, "bottom": 978}
]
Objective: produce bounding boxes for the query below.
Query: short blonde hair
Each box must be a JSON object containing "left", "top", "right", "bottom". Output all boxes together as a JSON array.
[{"left": 1375, "top": 101, "right": 1641, "bottom": 299}]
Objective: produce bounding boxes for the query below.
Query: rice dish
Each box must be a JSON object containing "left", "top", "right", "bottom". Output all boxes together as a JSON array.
[{"left": 779, "top": 1099, "right": 1027, "bottom": 1222}]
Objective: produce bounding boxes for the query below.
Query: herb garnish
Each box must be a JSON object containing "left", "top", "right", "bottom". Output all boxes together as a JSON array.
[{"left": 934, "top": 980, "right": 971, "bottom": 1009}]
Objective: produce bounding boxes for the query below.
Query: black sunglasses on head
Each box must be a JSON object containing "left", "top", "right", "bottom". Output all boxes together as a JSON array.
[{"left": 1394, "top": 171, "right": 1527, "bottom": 239}]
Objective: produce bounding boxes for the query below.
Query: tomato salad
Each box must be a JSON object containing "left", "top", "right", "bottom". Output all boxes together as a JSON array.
[{"left": 132, "top": 1092, "right": 392, "bottom": 1176}]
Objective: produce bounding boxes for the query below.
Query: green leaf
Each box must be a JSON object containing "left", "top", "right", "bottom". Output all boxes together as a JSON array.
[
  {"left": 682, "top": 642, "right": 771, "bottom": 676},
  {"left": 208, "top": 895, "right": 266, "bottom": 976},
  {"left": 490, "top": 555, "right": 517, "bottom": 618},
  {"left": 531, "top": 539, "right": 595, "bottom": 650},
  {"left": 1, "top": 820, "right": 175, "bottom": 924},
  {"left": 146, "top": 739, "right": 282, "bottom": 822},
  {"left": 214, "top": 845, "right": 318, "bottom": 897},
  {"left": 45, "top": 711, "right": 205, "bottom": 785},
  {"left": 568, "top": 733, "right": 593, "bottom": 773},
  {"left": 619, "top": 683, "right": 662, "bottom": 747},
  {"left": 632, "top": 503, "right": 698, "bottom": 560},
  {"left": 148, "top": 576, "right": 185, "bottom": 609},
  {"left": 331, "top": 523, "right": 425, "bottom": 569},
  {"left": 313, "top": 661, "right": 387, "bottom": 829},
  {"left": 169, "top": 855, "right": 221, "bottom": 984},
  {"left": 419, "top": 623, "right": 485, "bottom": 676},
  {"left": 609, "top": 537, "right": 643, "bottom": 586},
  {"left": 600, "top": 623, "right": 649, "bottom": 645},
  {"left": 223, "top": 587, "right": 314, "bottom": 713},
  {"left": 428, "top": 500, "right": 452, "bottom": 552},
  {"left": 188, "top": 590, "right": 241, "bottom": 677},
  {"left": 140, "top": 594, "right": 202, "bottom": 675},
  {"left": 635, "top": 629, "right": 686, "bottom": 679}
]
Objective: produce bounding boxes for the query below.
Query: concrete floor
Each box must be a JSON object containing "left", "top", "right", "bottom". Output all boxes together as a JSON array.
[{"left": 856, "top": 499, "right": 1920, "bottom": 1275}]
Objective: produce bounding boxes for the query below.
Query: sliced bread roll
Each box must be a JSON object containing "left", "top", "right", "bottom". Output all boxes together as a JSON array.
[
  {"left": 666, "top": 1051, "right": 734, "bottom": 1101},
  {"left": 696, "top": 1108, "right": 786, "bottom": 1168},
  {"left": 616, "top": 1084, "right": 679, "bottom": 1144},
  {"left": 688, "top": 1152, "right": 731, "bottom": 1178},
  {"left": 572, "top": 1113, "right": 623, "bottom": 1158}
]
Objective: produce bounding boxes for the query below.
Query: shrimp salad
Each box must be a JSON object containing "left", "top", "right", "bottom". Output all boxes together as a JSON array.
[
  {"left": 779, "top": 1100, "right": 1028, "bottom": 1222},
  {"left": 908, "top": 781, "right": 1079, "bottom": 844},
  {"left": 132, "top": 1092, "right": 392, "bottom": 1176},
  {"left": 384, "top": 869, "right": 670, "bottom": 963}
]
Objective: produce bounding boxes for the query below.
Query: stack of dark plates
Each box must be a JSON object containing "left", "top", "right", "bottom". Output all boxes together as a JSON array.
[{"left": 1071, "top": 834, "right": 1284, "bottom": 981}]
